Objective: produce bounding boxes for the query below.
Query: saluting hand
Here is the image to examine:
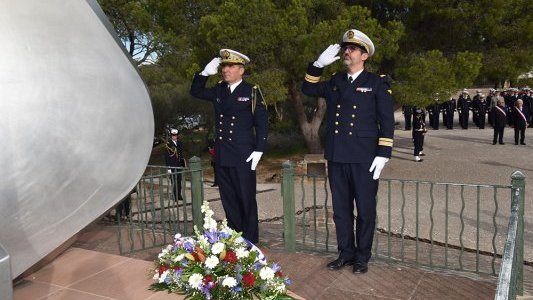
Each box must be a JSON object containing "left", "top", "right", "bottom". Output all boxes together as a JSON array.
[
  {"left": 313, "top": 44, "right": 341, "bottom": 68},
  {"left": 201, "top": 57, "right": 221, "bottom": 76}
]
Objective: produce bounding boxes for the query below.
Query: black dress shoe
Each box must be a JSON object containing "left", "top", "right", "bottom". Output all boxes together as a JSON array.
[
  {"left": 327, "top": 258, "right": 355, "bottom": 270},
  {"left": 492, "top": 142, "right": 497, "bottom": 145},
  {"left": 499, "top": 142, "right": 505, "bottom": 145},
  {"left": 521, "top": 142, "right": 526, "bottom": 145},
  {"left": 352, "top": 262, "right": 368, "bottom": 274},
  {"left": 515, "top": 142, "right": 519, "bottom": 145}
]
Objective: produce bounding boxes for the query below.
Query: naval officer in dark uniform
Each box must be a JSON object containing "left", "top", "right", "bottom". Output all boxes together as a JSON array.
[
  {"left": 302, "top": 29, "right": 394, "bottom": 274},
  {"left": 165, "top": 128, "right": 186, "bottom": 200},
  {"left": 190, "top": 49, "right": 268, "bottom": 243}
]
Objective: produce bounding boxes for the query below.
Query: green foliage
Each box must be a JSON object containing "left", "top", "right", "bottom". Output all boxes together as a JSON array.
[{"left": 393, "top": 50, "right": 483, "bottom": 106}]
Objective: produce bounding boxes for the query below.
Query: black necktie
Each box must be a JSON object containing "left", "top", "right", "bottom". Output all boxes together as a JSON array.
[
  {"left": 227, "top": 85, "right": 231, "bottom": 94},
  {"left": 349, "top": 76, "right": 354, "bottom": 83}
]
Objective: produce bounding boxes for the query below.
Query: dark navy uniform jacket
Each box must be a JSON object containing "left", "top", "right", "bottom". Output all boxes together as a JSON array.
[
  {"left": 302, "top": 63, "right": 394, "bottom": 163},
  {"left": 190, "top": 74, "right": 268, "bottom": 167},
  {"left": 165, "top": 139, "right": 184, "bottom": 168}
]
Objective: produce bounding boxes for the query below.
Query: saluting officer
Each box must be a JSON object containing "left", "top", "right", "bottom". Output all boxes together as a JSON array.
[
  {"left": 190, "top": 49, "right": 268, "bottom": 244},
  {"left": 302, "top": 29, "right": 394, "bottom": 274}
]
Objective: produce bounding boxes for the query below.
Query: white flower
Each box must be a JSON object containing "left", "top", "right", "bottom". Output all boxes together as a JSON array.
[
  {"left": 198, "top": 235, "right": 209, "bottom": 247},
  {"left": 188, "top": 273, "right": 203, "bottom": 289},
  {"left": 205, "top": 255, "right": 220, "bottom": 269},
  {"left": 152, "top": 271, "right": 159, "bottom": 280},
  {"left": 158, "top": 270, "right": 169, "bottom": 283},
  {"left": 174, "top": 233, "right": 182, "bottom": 240},
  {"left": 259, "top": 267, "right": 275, "bottom": 280},
  {"left": 166, "top": 244, "right": 173, "bottom": 251},
  {"left": 235, "top": 247, "right": 249, "bottom": 259},
  {"left": 222, "top": 276, "right": 237, "bottom": 288},
  {"left": 173, "top": 254, "right": 185, "bottom": 262},
  {"left": 211, "top": 242, "right": 225, "bottom": 255}
]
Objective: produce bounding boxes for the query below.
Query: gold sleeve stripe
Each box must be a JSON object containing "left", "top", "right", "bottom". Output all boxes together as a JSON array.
[
  {"left": 379, "top": 138, "right": 393, "bottom": 142},
  {"left": 379, "top": 141, "right": 393, "bottom": 147},
  {"left": 305, "top": 74, "right": 321, "bottom": 83},
  {"left": 387, "top": 89, "right": 392, "bottom": 94}
]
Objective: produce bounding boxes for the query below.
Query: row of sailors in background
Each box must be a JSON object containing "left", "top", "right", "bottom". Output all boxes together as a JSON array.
[{"left": 402, "top": 88, "right": 533, "bottom": 130}]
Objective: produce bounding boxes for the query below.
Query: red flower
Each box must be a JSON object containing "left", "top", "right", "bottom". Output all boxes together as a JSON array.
[
  {"left": 159, "top": 265, "right": 168, "bottom": 274},
  {"left": 203, "top": 274, "right": 214, "bottom": 284},
  {"left": 275, "top": 271, "right": 283, "bottom": 277},
  {"left": 243, "top": 272, "right": 255, "bottom": 287},
  {"left": 223, "top": 251, "right": 238, "bottom": 263}
]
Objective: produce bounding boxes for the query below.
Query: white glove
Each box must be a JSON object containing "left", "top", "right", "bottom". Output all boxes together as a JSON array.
[
  {"left": 200, "top": 57, "right": 221, "bottom": 76},
  {"left": 369, "top": 156, "right": 389, "bottom": 180},
  {"left": 313, "top": 44, "right": 341, "bottom": 68},
  {"left": 245, "top": 151, "right": 263, "bottom": 171},
  {"left": 167, "top": 169, "right": 172, "bottom": 174}
]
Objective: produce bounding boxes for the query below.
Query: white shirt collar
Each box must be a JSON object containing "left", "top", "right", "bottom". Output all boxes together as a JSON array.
[
  {"left": 228, "top": 79, "right": 242, "bottom": 93},
  {"left": 347, "top": 69, "right": 364, "bottom": 82}
]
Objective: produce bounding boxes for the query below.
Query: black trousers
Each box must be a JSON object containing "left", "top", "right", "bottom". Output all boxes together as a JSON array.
[
  {"left": 328, "top": 161, "right": 378, "bottom": 263},
  {"left": 493, "top": 126, "right": 504, "bottom": 143},
  {"left": 404, "top": 112, "right": 412, "bottom": 130},
  {"left": 217, "top": 166, "right": 258, "bottom": 243},
  {"left": 413, "top": 131, "right": 425, "bottom": 156},
  {"left": 170, "top": 172, "right": 183, "bottom": 200},
  {"left": 514, "top": 126, "right": 526, "bottom": 143}
]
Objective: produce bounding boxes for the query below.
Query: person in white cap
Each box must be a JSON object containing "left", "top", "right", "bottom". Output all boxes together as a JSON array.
[
  {"left": 190, "top": 49, "right": 268, "bottom": 244},
  {"left": 302, "top": 29, "right": 394, "bottom": 274}
]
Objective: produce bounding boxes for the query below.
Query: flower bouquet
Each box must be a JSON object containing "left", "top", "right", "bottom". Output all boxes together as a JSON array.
[{"left": 150, "top": 201, "right": 294, "bottom": 299}]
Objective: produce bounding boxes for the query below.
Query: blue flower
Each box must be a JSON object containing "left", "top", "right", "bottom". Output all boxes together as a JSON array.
[
  {"left": 271, "top": 263, "right": 281, "bottom": 272},
  {"left": 284, "top": 278, "right": 292, "bottom": 285},
  {"left": 232, "top": 286, "right": 242, "bottom": 293},
  {"left": 184, "top": 241, "right": 194, "bottom": 253},
  {"left": 204, "top": 230, "right": 218, "bottom": 244},
  {"left": 218, "top": 231, "right": 231, "bottom": 239}
]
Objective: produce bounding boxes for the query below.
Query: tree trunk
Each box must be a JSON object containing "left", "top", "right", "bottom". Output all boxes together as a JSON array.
[{"left": 288, "top": 81, "right": 326, "bottom": 154}]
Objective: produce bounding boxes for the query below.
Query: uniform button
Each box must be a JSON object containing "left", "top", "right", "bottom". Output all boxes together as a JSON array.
[
  {"left": 229, "top": 138, "right": 232, "bottom": 141},
  {"left": 220, "top": 114, "right": 223, "bottom": 118},
  {"left": 337, "top": 104, "right": 341, "bottom": 108},
  {"left": 351, "top": 114, "right": 355, "bottom": 118},
  {"left": 219, "top": 137, "right": 222, "bottom": 140},
  {"left": 231, "top": 123, "right": 234, "bottom": 126},
  {"left": 335, "top": 121, "right": 339, "bottom": 125},
  {"left": 232, "top": 116, "right": 235, "bottom": 119},
  {"left": 349, "top": 132, "right": 353, "bottom": 135},
  {"left": 353, "top": 105, "right": 357, "bottom": 109},
  {"left": 335, "top": 130, "right": 338, "bottom": 134},
  {"left": 336, "top": 113, "right": 339, "bottom": 117},
  {"left": 219, "top": 129, "right": 222, "bottom": 132},
  {"left": 219, "top": 121, "right": 222, "bottom": 125},
  {"left": 350, "top": 123, "right": 353, "bottom": 126},
  {"left": 229, "top": 130, "right": 233, "bottom": 134}
]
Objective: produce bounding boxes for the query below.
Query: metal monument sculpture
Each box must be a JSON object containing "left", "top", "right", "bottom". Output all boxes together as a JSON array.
[{"left": 0, "top": 0, "right": 154, "bottom": 281}]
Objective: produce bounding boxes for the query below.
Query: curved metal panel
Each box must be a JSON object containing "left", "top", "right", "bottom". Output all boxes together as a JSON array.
[{"left": 0, "top": 0, "right": 154, "bottom": 277}]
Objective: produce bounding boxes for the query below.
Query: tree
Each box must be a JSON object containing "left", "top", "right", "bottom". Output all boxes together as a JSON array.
[{"left": 393, "top": 50, "right": 482, "bottom": 107}]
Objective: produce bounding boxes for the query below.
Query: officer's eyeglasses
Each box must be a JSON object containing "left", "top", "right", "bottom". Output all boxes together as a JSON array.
[{"left": 341, "top": 45, "right": 365, "bottom": 54}]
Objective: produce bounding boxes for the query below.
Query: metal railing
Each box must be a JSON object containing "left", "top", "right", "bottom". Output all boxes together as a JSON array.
[
  {"left": 0, "top": 243, "right": 13, "bottom": 300},
  {"left": 117, "top": 157, "right": 205, "bottom": 255},
  {"left": 495, "top": 171, "right": 525, "bottom": 299},
  {"left": 282, "top": 161, "right": 525, "bottom": 278}
]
